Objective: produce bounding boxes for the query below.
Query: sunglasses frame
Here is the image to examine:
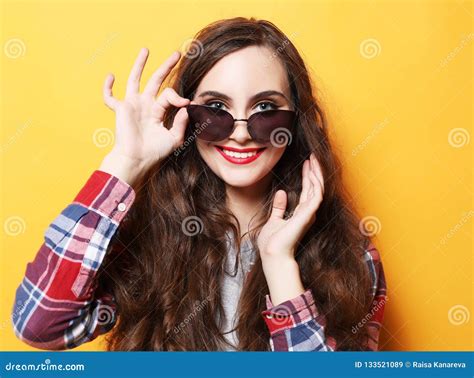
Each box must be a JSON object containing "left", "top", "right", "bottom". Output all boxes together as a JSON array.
[{"left": 186, "top": 104, "right": 297, "bottom": 144}]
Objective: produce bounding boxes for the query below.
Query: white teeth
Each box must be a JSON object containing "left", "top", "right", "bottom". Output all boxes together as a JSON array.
[{"left": 221, "top": 149, "right": 258, "bottom": 158}]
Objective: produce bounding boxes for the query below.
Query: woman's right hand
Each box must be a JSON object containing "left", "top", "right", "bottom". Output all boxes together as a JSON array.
[{"left": 99, "top": 47, "right": 190, "bottom": 185}]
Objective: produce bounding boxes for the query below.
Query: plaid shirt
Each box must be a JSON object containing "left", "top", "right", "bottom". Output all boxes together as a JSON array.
[{"left": 12, "top": 170, "right": 387, "bottom": 351}]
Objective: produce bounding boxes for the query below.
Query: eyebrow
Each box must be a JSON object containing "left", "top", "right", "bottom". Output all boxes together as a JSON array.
[{"left": 197, "top": 90, "right": 289, "bottom": 103}]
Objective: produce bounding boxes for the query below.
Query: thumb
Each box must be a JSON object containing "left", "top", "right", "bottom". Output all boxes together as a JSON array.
[
  {"left": 169, "top": 107, "right": 189, "bottom": 147},
  {"left": 270, "top": 190, "right": 287, "bottom": 219}
]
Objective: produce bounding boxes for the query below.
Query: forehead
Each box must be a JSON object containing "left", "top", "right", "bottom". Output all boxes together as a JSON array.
[{"left": 194, "top": 45, "right": 290, "bottom": 100}]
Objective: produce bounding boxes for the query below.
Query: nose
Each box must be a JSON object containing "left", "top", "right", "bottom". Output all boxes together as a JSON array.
[
  {"left": 228, "top": 105, "right": 252, "bottom": 143},
  {"left": 228, "top": 119, "right": 252, "bottom": 143}
]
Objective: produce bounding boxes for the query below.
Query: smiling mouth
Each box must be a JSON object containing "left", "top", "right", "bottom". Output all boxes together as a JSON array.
[{"left": 214, "top": 145, "right": 266, "bottom": 164}]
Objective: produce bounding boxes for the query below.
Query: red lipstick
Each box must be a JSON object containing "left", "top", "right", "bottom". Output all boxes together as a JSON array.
[{"left": 214, "top": 145, "right": 266, "bottom": 165}]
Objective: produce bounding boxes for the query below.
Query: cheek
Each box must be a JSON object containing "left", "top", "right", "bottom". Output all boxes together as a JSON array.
[
  {"left": 196, "top": 141, "right": 216, "bottom": 165},
  {"left": 259, "top": 147, "right": 285, "bottom": 170}
]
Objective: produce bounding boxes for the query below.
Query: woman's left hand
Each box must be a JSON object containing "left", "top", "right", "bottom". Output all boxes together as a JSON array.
[{"left": 257, "top": 153, "right": 325, "bottom": 263}]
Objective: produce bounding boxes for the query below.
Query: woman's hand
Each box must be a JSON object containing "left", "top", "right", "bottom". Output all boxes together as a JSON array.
[
  {"left": 99, "top": 47, "right": 190, "bottom": 185},
  {"left": 257, "top": 153, "right": 324, "bottom": 305},
  {"left": 257, "top": 153, "right": 325, "bottom": 264}
]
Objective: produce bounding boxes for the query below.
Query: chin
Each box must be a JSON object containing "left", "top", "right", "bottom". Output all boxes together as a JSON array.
[{"left": 218, "top": 171, "right": 266, "bottom": 188}]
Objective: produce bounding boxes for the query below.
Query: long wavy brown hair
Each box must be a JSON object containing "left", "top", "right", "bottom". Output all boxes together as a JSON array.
[{"left": 95, "top": 17, "right": 374, "bottom": 351}]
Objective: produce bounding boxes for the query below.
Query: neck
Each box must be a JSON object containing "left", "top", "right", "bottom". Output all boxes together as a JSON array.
[{"left": 225, "top": 174, "right": 272, "bottom": 239}]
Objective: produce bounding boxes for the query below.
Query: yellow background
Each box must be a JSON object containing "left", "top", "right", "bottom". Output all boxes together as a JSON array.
[{"left": 1, "top": 0, "right": 472, "bottom": 351}]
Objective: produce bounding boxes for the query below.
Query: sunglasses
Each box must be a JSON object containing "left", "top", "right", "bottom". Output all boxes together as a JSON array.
[{"left": 186, "top": 104, "right": 296, "bottom": 144}]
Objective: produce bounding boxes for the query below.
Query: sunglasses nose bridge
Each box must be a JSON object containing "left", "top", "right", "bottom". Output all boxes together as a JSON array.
[{"left": 228, "top": 118, "right": 254, "bottom": 142}]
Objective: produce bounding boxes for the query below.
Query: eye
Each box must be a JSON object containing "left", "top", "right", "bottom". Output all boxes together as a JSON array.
[
  {"left": 206, "top": 101, "right": 226, "bottom": 109},
  {"left": 255, "top": 102, "right": 277, "bottom": 112}
]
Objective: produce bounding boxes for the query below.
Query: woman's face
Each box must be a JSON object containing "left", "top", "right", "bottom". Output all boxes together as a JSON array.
[{"left": 192, "top": 45, "right": 293, "bottom": 188}]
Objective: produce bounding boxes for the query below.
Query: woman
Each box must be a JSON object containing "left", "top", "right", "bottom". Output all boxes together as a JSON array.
[{"left": 12, "top": 17, "right": 387, "bottom": 351}]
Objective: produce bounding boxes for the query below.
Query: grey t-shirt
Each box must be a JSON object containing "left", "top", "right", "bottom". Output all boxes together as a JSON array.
[{"left": 219, "top": 233, "right": 256, "bottom": 351}]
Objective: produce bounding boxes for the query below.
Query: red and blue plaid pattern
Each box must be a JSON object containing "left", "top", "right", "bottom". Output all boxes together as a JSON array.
[
  {"left": 12, "top": 170, "right": 387, "bottom": 351},
  {"left": 12, "top": 171, "right": 134, "bottom": 350},
  {"left": 262, "top": 244, "right": 387, "bottom": 351}
]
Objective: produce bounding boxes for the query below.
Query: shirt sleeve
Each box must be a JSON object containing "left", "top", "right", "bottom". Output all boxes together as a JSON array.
[
  {"left": 11, "top": 170, "right": 135, "bottom": 350},
  {"left": 363, "top": 242, "right": 388, "bottom": 351},
  {"left": 261, "top": 242, "right": 387, "bottom": 351}
]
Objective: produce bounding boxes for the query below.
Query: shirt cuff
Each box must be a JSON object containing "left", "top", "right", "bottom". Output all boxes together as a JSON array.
[
  {"left": 73, "top": 170, "right": 135, "bottom": 223},
  {"left": 261, "top": 289, "right": 326, "bottom": 335}
]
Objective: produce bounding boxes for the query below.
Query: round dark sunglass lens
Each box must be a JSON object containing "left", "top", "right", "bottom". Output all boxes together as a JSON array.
[
  {"left": 187, "top": 105, "right": 234, "bottom": 142},
  {"left": 247, "top": 110, "right": 296, "bottom": 144}
]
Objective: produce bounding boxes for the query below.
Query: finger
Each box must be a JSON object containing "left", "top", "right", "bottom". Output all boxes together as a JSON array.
[
  {"left": 308, "top": 170, "right": 324, "bottom": 206},
  {"left": 143, "top": 51, "right": 181, "bottom": 98},
  {"left": 103, "top": 73, "right": 119, "bottom": 110},
  {"left": 168, "top": 107, "right": 189, "bottom": 148},
  {"left": 298, "top": 160, "right": 310, "bottom": 204},
  {"left": 288, "top": 177, "right": 319, "bottom": 233},
  {"left": 153, "top": 87, "right": 190, "bottom": 120},
  {"left": 310, "top": 153, "right": 325, "bottom": 195},
  {"left": 126, "top": 47, "right": 149, "bottom": 98},
  {"left": 270, "top": 190, "right": 287, "bottom": 220},
  {"left": 285, "top": 200, "right": 316, "bottom": 243}
]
